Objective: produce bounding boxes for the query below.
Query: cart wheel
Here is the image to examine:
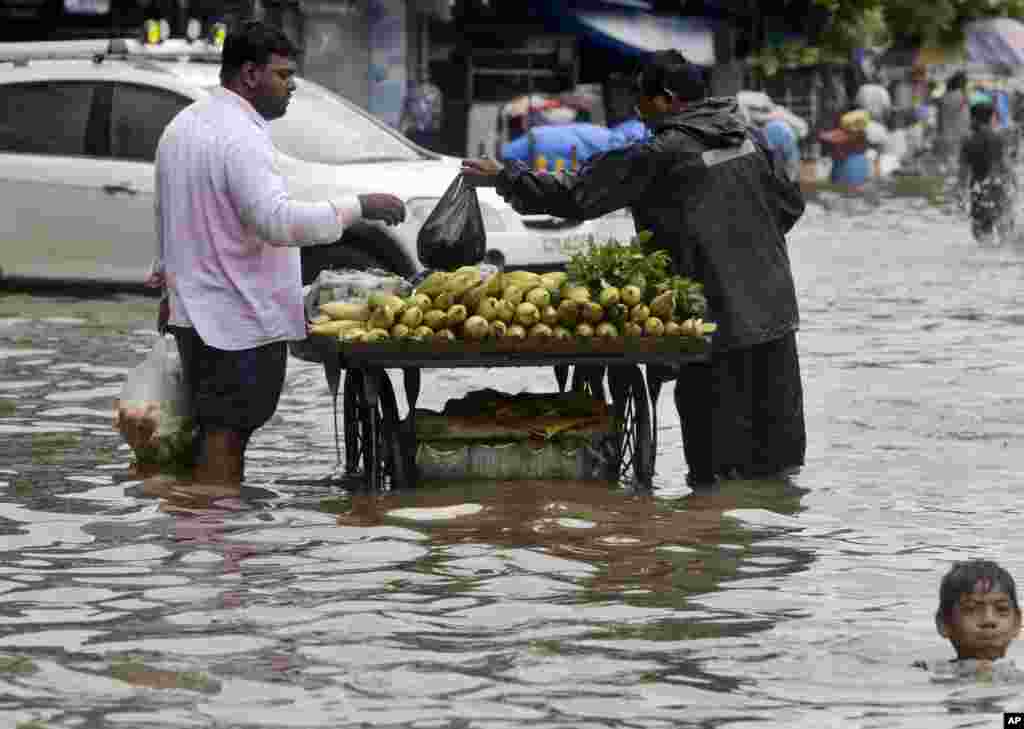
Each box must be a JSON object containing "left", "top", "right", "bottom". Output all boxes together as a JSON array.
[
  {"left": 570, "top": 365, "right": 606, "bottom": 401},
  {"left": 342, "top": 369, "right": 364, "bottom": 475},
  {"left": 360, "top": 372, "right": 413, "bottom": 491},
  {"left": 608, "top": 365, "right": 654, "bottom": 487},
  {"left": 553, "top": 363, "right": 570, "bottom": 392}
]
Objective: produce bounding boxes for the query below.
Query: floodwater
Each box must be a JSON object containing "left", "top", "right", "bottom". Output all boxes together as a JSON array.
[{"left": 1, "top": 188, "right": 1023, "bottom": 729}]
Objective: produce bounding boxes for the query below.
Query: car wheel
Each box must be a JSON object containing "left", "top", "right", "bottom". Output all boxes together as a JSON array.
[{"left": 301, "top": 244, "right": 391, "bottom": 285}]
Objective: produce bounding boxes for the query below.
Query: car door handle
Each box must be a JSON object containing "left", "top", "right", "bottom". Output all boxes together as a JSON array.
[{"left": 103, "top": 183, "right": 137, "bottom": 196}]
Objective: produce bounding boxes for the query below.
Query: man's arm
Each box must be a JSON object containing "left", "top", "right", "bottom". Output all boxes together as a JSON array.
[
  {"left": 149, "top": 160, "right": 168, "bottom": 332},
  {"left": 225, "top": 137, "right": 404, "bottom": 247},
  {"left": 463, "top": 143, "right": 660, "bottom": 221},
  {"left": 147, "top": 159, "right": 166, "bottom": 289}
]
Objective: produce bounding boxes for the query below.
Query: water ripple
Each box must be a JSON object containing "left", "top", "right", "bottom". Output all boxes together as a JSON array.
[{"left": 0, "top": 196, "right": 1022, "bottom": 727}]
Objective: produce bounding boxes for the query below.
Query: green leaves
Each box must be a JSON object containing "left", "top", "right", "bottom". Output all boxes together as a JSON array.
[
  {"left": 655, "top": 276, "right": 707, "bottom": 319},
  {"left": 751, "top": 0, "right": 1024, "bottom": 63},
  {"left": 812, "top": 0, "right": 1024, "bottom": 51},
  {"left": 564, "top": 231, "right": 671, "bottom": 296}
]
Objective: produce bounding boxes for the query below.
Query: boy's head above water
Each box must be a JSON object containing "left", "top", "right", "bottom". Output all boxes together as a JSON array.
[{"left": 936, "top": 560, "right": 1021, "bottom": 661}]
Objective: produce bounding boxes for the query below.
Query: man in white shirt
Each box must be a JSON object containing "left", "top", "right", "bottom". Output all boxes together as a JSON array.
[{"left": 147, "top": 20, "right": 405, "bottom": 487}]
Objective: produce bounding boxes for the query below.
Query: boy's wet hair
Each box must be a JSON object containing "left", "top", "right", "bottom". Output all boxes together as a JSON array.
[
  {"left": 220, "top": 20, "right": 299, "bottom": 84},
  {"left": 936, "top": 560, "right": 1020, "bottom": 623},
  {"left": 634, "top": 50, "right": 707, "bottom": 103}
]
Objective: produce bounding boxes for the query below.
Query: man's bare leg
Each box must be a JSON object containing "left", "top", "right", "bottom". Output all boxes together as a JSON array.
[{"left": 194, "top": 430, "right": 245, "bottom": 487}]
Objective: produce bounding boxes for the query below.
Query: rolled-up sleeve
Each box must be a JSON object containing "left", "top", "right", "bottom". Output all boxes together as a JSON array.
[{"left": 225, "top": 135, "right": 361, "bottom": 247}]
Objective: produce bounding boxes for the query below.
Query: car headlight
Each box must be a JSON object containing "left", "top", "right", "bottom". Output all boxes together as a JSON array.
[{"left": 405, "top": 197, "right": 507, "bottom": 233}]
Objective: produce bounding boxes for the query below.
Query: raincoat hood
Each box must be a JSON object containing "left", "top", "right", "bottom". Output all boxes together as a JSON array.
[{"left": 647, "top": 97, "right": 748, "bottom": 149}]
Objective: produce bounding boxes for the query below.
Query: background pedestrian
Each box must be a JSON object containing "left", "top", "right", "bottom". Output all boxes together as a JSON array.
[{"left": 937, "top": 70, "right": 971, "bottom": 173}]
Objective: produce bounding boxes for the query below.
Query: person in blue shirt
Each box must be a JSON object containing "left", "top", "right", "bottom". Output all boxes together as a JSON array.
[
  {"left": 501, "top": 123, "right": 611, "bottom": 168},
  {"left": 819, "top": 108, "right": 871, "bottom": 190}
]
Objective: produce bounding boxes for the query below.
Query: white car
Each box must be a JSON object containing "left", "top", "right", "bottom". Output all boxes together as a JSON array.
[{"left": 0, "top": 38, "right": 636, "bottom": 288}]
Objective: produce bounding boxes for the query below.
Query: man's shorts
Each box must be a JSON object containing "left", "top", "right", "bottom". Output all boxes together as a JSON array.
[
  {"left": 971, "top": 178, "right": 1013, "bottom": 239},
  {"left": 169, "top": 326, "right": 288, "bottom": 435}
]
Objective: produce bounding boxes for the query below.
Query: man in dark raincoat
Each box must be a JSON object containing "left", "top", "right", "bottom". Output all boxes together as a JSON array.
[{"left": 462, "top": 50, "right": 806, "bottom": 487}]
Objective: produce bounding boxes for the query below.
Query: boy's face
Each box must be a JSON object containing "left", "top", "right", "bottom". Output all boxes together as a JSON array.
[{"left": 938, "top": 582, "right": 1021, "bottom": 660}]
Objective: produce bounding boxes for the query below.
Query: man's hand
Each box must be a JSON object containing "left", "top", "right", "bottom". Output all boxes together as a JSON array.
[
  {"left": 358, "top": 193, "right": 406, "bottom": 225},
  {"left": 461, "top": 158, "right": 503, "bottom": 187},
  {"left": 145, "top": 269, "right": 170, "bottom": 333},
  {"left": 114, "top": 402, "right": 158, "bottom": 452}
]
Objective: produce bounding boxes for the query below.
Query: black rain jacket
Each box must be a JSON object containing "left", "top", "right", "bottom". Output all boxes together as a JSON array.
[{"left": 496, "top": 97, "right": 805, "bottom": 351}]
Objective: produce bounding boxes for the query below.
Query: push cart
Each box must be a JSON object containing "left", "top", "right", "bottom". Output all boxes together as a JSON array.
[{"left": 293, "top": 335, "right": 711, "bottom": 491}]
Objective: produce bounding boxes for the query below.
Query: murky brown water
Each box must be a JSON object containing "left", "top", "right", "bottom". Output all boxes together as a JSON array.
[{"left": 1, "top": 191, "right": 1023, "bottom": 728}]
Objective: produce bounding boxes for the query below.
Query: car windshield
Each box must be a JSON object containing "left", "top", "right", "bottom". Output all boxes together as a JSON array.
[{"left": 269, "top": 79, "right": 427, "bottom": 165}]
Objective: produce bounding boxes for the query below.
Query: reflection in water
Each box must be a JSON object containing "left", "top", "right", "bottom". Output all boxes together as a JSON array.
[
  {"left": 141, "top": 477, "right": 262, "bottom": 576},
  {"left": 337, "top": 477, "right": 811, "bottom": 614}
]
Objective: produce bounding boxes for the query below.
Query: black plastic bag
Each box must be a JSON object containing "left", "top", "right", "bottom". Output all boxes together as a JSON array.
[{"left": 416, "top": 173, "right": 486, "bottom": 269}]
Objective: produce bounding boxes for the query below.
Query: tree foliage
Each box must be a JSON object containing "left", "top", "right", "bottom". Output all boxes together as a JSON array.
[
  {"left": 812, "top": 0, "right": 887, "bottom": 53},
  {"left": 750, "top": 0, "right": 886, "bottom": 75},
  {"left": 749, "top": 0, "right": 1024, "bottom": 74}
]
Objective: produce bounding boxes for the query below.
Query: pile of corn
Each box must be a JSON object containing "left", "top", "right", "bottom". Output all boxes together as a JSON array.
[{"left": 309, "top": 266, "right": 715, "bottom": 343}]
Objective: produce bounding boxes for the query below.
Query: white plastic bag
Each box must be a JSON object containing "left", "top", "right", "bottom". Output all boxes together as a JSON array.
[
  {"left": 304, "top": 268, "right": 412, "bottom": 321},
  {"left": 114, "top": 335, "right": 195, "bottom": 473}
]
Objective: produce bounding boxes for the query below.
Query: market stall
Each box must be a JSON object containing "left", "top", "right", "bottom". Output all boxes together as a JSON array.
[{"left": 293, "top": 237, "right": 715, "bottom": 491}]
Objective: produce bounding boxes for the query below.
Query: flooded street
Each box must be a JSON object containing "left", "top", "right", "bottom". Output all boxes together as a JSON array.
[{"left": 1, "top": 191, "right": 1023, "bottom": 728}]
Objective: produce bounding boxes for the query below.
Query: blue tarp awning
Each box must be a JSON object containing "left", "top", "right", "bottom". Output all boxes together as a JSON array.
[
  {"left": 571, "top": 12, "right": 716, "bottom": 65},
  {"left": 966, "top": 17, "right": 1024, "bottom": 68}
]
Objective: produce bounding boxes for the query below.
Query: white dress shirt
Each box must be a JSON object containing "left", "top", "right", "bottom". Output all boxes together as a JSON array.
[{"left": 154, "top": 87, "right": 362, "bottom": 350}]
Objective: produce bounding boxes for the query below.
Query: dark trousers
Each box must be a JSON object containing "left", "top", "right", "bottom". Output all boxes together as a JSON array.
[
  {"left": 169, "top": 326, "right": 288, "bottom": 478},
  {"left": 970, "top": 178, "right": 1014, "bottom": 242},
  {"left": 676, "top": 332, "right": 806, "bottom": 482}
]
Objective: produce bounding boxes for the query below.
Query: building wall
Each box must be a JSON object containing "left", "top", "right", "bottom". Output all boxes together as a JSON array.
[
  {"left": 367, "top": 0, "right": 406, "bottom": 127},
  {"left": 301, "top": 2, "right": 372, "bottom": 110},
  {"left": 297, "top": 0, "right": 444, "bottom": 128}
]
